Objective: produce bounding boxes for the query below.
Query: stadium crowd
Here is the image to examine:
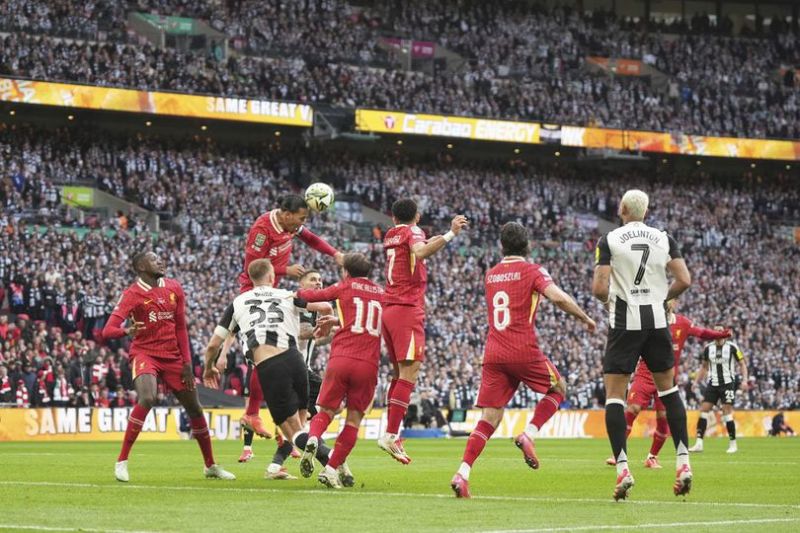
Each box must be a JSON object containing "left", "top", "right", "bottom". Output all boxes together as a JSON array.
[
  {"left": 1, "top": 125, "right": 798, "bottom": 414},
  {"left": 0, "top": 1, "right": 798, "bottom": 139}
]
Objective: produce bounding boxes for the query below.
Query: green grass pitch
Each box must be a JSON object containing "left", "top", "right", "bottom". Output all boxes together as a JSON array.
[{"left": 2, "top": 437, "right": 799, "bottom": 532}]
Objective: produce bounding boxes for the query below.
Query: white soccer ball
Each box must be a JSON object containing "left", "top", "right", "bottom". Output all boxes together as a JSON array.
[{"left": 304, "top": 182, "right": 335, "bottom": 212}]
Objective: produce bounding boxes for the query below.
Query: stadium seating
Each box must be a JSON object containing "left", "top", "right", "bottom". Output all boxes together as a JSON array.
[
  {"left": 1, "top": 124, "right": 797, "bottom": 411},
  {"left": 0, "top": 1, "right": 797, "bottom": 138}
]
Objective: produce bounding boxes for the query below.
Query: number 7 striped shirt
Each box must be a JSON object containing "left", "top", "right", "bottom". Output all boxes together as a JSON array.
[{"left": 595, "top": 221, "right": 682, "bottom": 331}]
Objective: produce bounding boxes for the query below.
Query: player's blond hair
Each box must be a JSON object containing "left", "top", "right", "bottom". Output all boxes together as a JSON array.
[
  {"left": 621, "top": 189, "right": 649, "bottom": 220},
  {"left": 248, "top": 259, "right": 274, "bottom": 283}
]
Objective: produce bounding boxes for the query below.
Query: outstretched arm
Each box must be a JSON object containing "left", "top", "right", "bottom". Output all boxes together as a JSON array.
[
  {"left": 687, "top": 323, "right": 731, "bottom": 341},
  {"left": 412, "top": 215, "right": 468, "bottom": 260},
  {"left": 298, "top": 227, "right": 338, "bottom": 256},
  {"left": 543, "top": 284, "right": 596, "bottom": 332}
]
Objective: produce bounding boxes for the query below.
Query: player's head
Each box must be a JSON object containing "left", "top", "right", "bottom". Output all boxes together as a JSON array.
[
  {"left": 299, "top": 269, "right": 322, "bottom": 290},
  {"left": 131, "top": 251, "right": 165, "bottom": 279},
  {"left": 248, "top": 258, "right": 275, "bottom": 287},
  {"left": 619, "top": 189, "right": 649, "bottom": 222},
  {"left": 500, "top": 222, "right": 530, "bottom": 257},
  {"left": 342, "top": 253, "right": 372, "bottom": 279},
  {"left": 277, "top": 194, "right": 309, "bottom": 233},
  {"left": 391, "top": 199, "right": 420, "bottom": 225}
]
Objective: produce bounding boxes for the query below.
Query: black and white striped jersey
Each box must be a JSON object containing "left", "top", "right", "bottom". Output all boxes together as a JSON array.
[
  {"left": 217, "top": 286, "right": 308, "bottom": 354},
  {"left": 298, "top": 309, "right": 318, "bottom": 368},
  {"left": 596, "top": 221, "right": 682, "bottom": 330},
  {"left": 703, "top": 341, "right": 744, "bottom": 386}
]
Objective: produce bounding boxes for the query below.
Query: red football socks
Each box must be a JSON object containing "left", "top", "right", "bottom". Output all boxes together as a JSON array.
[
  {"left": 650, "top": 417, "right": 670, "bottom": 456},
  {"left": 309, "top": 411, "right": 333, "bottom": 440},
  {"left": 328, "top": 424, "right": 358, "bottom": 469},
  {"left": 118, "top": 404, "right": 150, "bottom": 462},
  {"left": 462, "top": 420, "right": 496, "bottom": 466},
  {"left": 191, "top": 416, "right": 216, "bottom": 467},
  {"left": 531, "top": 391, "right": 563, "bottom": 430},
  {"left": 386, "top": 379, "right": 414, "bottom": 434},
  {"left": 245, "top": 371, "right": 263, "bottom": 416},
  {"left": 625, "top": 410, "right": 637, "bottom": 438}
]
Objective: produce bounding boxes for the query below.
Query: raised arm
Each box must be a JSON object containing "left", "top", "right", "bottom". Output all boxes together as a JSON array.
[
  {"left": 412, "top": 215, "right": 468, "bottom": 260},
  {"left": 543, "top": 284, "right": 596, "bottom": 333}
]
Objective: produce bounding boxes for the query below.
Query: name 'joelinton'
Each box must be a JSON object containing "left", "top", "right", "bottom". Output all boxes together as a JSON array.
[{"left": 618, "top": 229, "right": 661, "bottom": 244}]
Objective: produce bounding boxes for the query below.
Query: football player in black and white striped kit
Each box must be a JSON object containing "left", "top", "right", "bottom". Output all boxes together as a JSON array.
[
  {"left": 592, "top": 189, "right": 694, "bottom": 501},
  {"left": 689, "top": 332, "right": 748, "bottom": 454},
  {"left": 202, "top": 259, "right": 338, "bottom": 478},
  {"left": 264, "top": 269, "right": 339, "bottom": 480}
]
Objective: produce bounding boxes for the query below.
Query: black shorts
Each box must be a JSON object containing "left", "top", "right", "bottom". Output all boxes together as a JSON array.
[
  {"left": 603, "top": 327, "right": 673, "bottom": 375},
  {"left": 703, "top": 382, "right": 736, "bottom": 405},
  {"left": 307, "top": 369, "right": 323, "bottom": 416},
  {"left": 256, "top": 349, "right": 309, "bottom": 425}
]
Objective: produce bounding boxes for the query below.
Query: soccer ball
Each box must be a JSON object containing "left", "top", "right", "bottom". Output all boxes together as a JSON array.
[{"left": 304, "top": 182, "right": 335, "bottom": 212}]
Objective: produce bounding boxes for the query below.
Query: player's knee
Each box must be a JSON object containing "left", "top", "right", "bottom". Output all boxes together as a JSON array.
[
  {"left": 627, "top": 403, "right": 641, "bottom": 416},
  {"left": 482, "top": 408, "right": 503, "bottom": 427},
  {"left": 137, "top": 394, "right": 157, "bottom": 409}
]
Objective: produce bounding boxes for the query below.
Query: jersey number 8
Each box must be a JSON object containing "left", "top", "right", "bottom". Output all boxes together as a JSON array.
[{"left": 493, "top": 291, "right": 511, "bottom": 331}]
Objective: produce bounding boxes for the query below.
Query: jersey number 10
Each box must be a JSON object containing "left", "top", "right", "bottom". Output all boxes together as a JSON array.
[{"left": 351, "top": 297, "right": 382, "bottom": 337}]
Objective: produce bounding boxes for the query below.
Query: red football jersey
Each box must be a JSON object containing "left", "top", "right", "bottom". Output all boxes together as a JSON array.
[
  {"left": 483, "top": 258, "right": 554, "bottom": 364},
  {"left": 297, "top": 278, "right": 385, "bottom": 366},
  {"left": 238, "top": 209, "right": 338, "bottom": 292},
  {"left": 633, "top": 313, "right": 729, "bottom": 382},
  {"left": 383, "top": 224, "right": 427, "bottom": 308},
  {"left": 108, "top": 278, "right": 188, "bottom": 362}
]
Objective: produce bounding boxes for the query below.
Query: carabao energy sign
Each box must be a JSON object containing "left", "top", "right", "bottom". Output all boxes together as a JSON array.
[{"left": 356, "top": 109, "right": 540, "bottom": 144}]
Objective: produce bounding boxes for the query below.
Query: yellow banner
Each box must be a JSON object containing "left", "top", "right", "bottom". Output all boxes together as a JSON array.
[
  {"left": 1, "top": 408, "right": 790, "bottom": 441},
  {"left": 356, "top": 109, "right": 540, "bottom": 144},
  {"left": 357, "top": 108, "right": 800, "bottom": 161},
  {"left": 562, "top": 125, "right": 800, "bottom": 161},
  {"left": 0, "top": 77, "right": 313, "bottom": 126}
]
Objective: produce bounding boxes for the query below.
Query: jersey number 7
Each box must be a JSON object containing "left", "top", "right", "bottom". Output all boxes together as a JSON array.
[{"left": 630, "top": 244, "right": 650, "bottom": 286}]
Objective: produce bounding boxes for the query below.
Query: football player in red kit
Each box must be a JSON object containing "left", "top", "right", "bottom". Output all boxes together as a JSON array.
[
  {"left": 451, "top": 222, "right": 596, "bottom": 498},
  {"left": 605, "top": 299, "right": 730, "bottom": 468},
  {"left": 103, "top": 251, "right": 234, "bottom": 482},
  {"left": 235, "top": 194, "right": 343, "bottom": 456},
  {"left": 378, "top": 198, "right": 468, "bottom": 464},
  {"left": 295, "top": 253, "right": 384, "bottom": 489}
]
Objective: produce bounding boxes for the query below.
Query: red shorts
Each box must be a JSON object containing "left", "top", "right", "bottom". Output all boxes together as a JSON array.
[
  {"left": 382, "top": 304, "right": 425, "bottom": 363},
  {"left": 477, "top": 359, "right": 561, "bottom": 408},
  {"left": 317, "top": 357, "right": 378, "bottom": 413},
  {"left": 131, "top": 354, "right": 187, "bottom": 393},
  {"left": 627, "top": 374, "right": 665, "bottom": 410}
]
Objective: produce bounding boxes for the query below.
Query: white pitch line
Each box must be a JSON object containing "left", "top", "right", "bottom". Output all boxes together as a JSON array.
[
  {"left": 485, "top": 517, "right": 800, "bottom": 533},
  {"left": 0, "top": 524, "right": 160, "bottom": 533},
  {"left": 2, "top": 481, "right": 798, "bottom": 510}
]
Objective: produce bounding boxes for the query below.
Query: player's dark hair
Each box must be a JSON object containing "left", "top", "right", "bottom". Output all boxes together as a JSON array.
[
  {"left": 299, "top": 269, "right": 320, "bottom": 281},
  {"left": 343, "top": 253, "right": 372, "bottom": 278},
  {"left": 248, "top": 258, "right": 274, "bottom": 282},
  {"left": 391, "top": 199, "right": 418, "bottom": 224},
  {"left": 278, "top": 194, "right": 308, "bottom": 213},
  {"left": 131, "top": 251, "right": 150, "bottom": 273},
  {"left": 500, "top": 222, "right": 530, "bottom": 257}
]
